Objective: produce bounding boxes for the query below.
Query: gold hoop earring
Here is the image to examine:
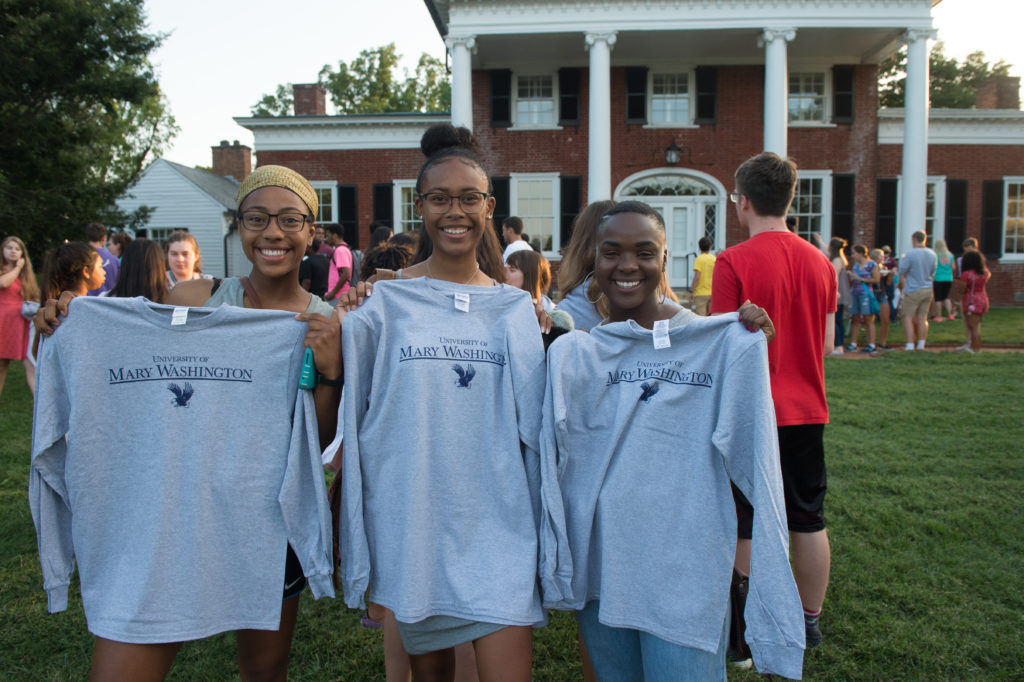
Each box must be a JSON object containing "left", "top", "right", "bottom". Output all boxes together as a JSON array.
[{"left": 585, "top": 274, "right": 605, "bottom": 304}]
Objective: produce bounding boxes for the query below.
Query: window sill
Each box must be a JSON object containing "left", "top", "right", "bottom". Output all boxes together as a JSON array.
[
  {"left": 643, "top": 123, "right": 700, "bottom": 130},
  {"left": 789, "top": 121, "right": 837, "bottom": 128},
  {"left": 509, "top": 125, "right": 564, "bottom": 131},
  {"left": 996, "top": 253, "right": 1024, "bottom": 263}
]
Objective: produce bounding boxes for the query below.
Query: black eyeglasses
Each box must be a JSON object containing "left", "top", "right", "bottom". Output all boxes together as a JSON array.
[
  {"left": 418, "top": 192, "right": 491, "bottom": 214},
  {"left": 239, "top": 211, "right": 312, "bottom": 232}
]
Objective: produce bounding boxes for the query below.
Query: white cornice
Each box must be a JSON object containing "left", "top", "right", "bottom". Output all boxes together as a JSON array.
[
  {"left": 878, "top": 108, "right": 1024, "bottom": 145},
  {"left": 234, "top": 114, "right": 449, "bottom": 151}
]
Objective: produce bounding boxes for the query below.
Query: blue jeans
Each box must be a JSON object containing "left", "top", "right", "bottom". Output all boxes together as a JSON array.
[
  {"left": 576, "top": 600, "right": 728, "bottom": 682},
  {"left": 835, "top": 304, "right": 846, "bottom": 348}
]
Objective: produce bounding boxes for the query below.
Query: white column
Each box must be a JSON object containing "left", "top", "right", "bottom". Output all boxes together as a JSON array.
[
  {"left": 899, "top": 29, "right": 935, "bottom": 257},
  {"left": 585, "top": 31, "right": 617, "bottom": 202},
  {"left": 759, "top": 28, "right": 796, "bottom": 157},
  {"left": 446, "top": 36, "right": 476, "bottom": 131}
]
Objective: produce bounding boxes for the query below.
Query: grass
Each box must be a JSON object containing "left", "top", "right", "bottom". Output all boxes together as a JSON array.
[
  {"left": 844, "top": 307, "right": 1024, "bottom": 348},
  {"left": 2, "top": 316, "right": 1023, "bottom": 680}
]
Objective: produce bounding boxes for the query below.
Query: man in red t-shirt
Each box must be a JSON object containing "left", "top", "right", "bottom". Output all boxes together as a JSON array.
[{"left": 711, "top": 152, "right": 837, "bottom": 651}]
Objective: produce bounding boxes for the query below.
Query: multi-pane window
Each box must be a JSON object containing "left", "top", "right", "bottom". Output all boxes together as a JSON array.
[
  {"left": 311, "top": 184, "right": 335, "bottom": 223},
  {"left": 1006, "top": 180, "right": 1024, "bottom": 255},
  {"left": 789, "top": 177, "right": 824, "bottom": 239},
  {"left": 147, "top": 227, "right": 184, "bottom": 245},
  {"left": 651, "top": 73, "right": 689, "bottom": 124},
  {"left": 513, "top": 175, "right": 558, "bottom": 253},
  {"left": 788, "top": 72, "right": 826, "bottom": 122},
  {"left": 924, "top": 182, "right": 938, "bottom": 241},
  {"left": 396, "top": 184, "right": 422, "bottom": 234},
  {"left": 516, "top": 75, "right": 555, "bottom": 126}
]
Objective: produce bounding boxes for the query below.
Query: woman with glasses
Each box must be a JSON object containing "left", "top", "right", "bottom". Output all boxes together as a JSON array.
[
  {"left": 338, "top": 124, "right": 552, "bottom": 682},
  {"left": 33, "top": 165, "right": 341, "bottom": 681}
]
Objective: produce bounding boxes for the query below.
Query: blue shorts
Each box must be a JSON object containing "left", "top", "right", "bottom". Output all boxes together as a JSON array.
[{"left": 849, "top": 289, "right": 874, "bottom": 316}]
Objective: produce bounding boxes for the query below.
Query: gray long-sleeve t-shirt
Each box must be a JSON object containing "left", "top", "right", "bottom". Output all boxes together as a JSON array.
[
  {"left": 340, "top": 278, "right": 548, "bottom": 626},
  {"left": 540, "top": 311, "right": 804, "bottom": 679},
  {"left": 30, "top": 296, "right": 334, "bottom": 644}
]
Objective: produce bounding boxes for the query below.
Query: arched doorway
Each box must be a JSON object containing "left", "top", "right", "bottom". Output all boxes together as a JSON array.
[{"left": 614, "top": 169, "right": 727, "bottom": 288}]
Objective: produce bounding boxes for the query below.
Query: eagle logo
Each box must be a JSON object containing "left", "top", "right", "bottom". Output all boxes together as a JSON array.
[
  {"left": 639, "top": 381, "right": 660, "bottom": 403},
  {"left": 168, "top": 382, "right": 195, "bottom": 407},
  {"left": 451, "top": 364, "right": 476, "bottom": 388}
]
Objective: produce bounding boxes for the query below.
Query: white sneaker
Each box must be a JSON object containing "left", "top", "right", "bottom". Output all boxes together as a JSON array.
[{"left": 829, "top": 348, "right": 844, "bottom": 356}]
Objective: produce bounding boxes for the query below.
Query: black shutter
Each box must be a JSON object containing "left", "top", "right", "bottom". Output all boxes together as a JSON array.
[
  {"left": 625, "top": 67, "right": 648, "bottom": 124},
  {"left": 981, "top": 180, "right": 1004, "bottom": 259},
  {"left": 559, "top": 176, "right": 582, "bottom": 250},
  {"left": 945, "top": 179, "right": 968, "bottom": 252},
  {"left": 875, "top": 179, "right": 898, "bottom": 249},
  {"left": 831, "top": 174, "right": 855, "bottom": 243},
  {"left": 338, "top": 184, "right": 358, "bottom": 245},
  {"left": 491, "top": 177, "right": 510, "bottom": 242},
  {"left": 490, "top": 70, "right": 512, "bottom": 128},
  {"left": 694, "top": 67, "right": 718, "bottom": 124},
  {"left": 832, "top": 65, "right": 855, "bottom": 124},
  {"left": 558, "top": 68, "right": 580, "bottom": 126},
  {"left": 372, "top": 183, "right": 393, "bottom": 228}
]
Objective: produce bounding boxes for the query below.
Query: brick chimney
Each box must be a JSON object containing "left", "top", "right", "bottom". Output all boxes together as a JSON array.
[
  {"left": 211, "top": 140, "right": 252, "bottom": 181},
  {"left": 975, "top": 75, "right": 1021, "bottom": 110},
  {"left": 293, "top": 83, "right": 327, "bottom": 115}
]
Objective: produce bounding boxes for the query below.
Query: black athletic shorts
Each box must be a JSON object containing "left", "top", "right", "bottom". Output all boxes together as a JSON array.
[
  {"left": 734, "top": 423, "right": 827, "bottom": 538},
  {"left": 283, "top": 544, "right": 307, "bottom": 600}
]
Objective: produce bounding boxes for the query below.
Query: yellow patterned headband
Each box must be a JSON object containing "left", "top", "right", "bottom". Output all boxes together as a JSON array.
[{"left": 237, "top": 165, "right": 318, "bottom": 217}]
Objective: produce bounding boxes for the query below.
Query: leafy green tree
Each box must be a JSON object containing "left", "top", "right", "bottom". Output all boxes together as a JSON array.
[
  {"left": 879, "top": 41, "right": 1012, "bottom": 108},
  {"left": 250, "top": 43, "right": 451, "bottom": 116},
  {"left": 0, "top": 0, "right": 178, "bottom": 252}
]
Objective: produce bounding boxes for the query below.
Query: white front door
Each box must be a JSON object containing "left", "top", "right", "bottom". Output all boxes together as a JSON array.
[{"left": 652, "top": 202, "right": 700, "bottom": 288}]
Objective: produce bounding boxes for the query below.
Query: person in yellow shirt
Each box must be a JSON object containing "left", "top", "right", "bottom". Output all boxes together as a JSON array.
[{"left": 690, "top": 237, "right": 716, "bottom": 315}]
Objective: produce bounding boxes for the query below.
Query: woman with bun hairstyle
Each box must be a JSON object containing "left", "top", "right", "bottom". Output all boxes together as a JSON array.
[
  {"left": 0, "top": 236, "right": 41, "bottom": 397},
  {"left": 339, "top": 124, "right": 550, "bottom": 681},
  {"left": 33, "top": 166, "right": 341, "bottom": 682}
]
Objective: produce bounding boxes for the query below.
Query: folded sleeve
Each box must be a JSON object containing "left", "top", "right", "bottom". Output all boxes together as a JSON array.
[
  {"left": 279, "top": 388, "right": 335, "bottom": 599},
  {"left": 537, "top": 337, "right": 573, "bottom": 607},
  {"left": 29, "top": 336, "right": 75, "bottom": 613},
  {"left": 339, "top": 314, "right": 376, "bottom": 609},
  {"left": 507, "top": 298, "right": 547, "bottom": 524},
  {"left": 712, "top": 337, "right": 805, "bottom": 680}
]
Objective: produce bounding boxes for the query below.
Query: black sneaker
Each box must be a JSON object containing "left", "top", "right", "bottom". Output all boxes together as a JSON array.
[
  {"left": 861, "top": 345, "right": 877, "bottom": 354},
  {"left": 805, "top": 614, "right": 822, "bottom": 649}
]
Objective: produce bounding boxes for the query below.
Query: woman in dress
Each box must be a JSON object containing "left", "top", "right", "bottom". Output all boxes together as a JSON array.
[{"left": 0, "top": 236, "right": 41, "bottom": 397}]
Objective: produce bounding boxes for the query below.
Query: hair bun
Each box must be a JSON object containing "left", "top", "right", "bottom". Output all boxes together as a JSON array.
[{"left": 421, "top": 123, "right": 479, "bottom": 158}]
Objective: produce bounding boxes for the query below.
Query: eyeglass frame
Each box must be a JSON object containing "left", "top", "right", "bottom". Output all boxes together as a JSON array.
[
  {"left": 417, "top": 191, "right": 493, "bottom": 214},
  {"left": 238, "top": 210, "right": 314, "bottom": 232},
  {"left": 729, "top": 191, "right": 743, "bottom": 205}
]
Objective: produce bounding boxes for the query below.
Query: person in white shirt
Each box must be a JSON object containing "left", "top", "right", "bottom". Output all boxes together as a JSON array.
[{"left": 501, "top": 216, "right": 534, "bottom": 263}]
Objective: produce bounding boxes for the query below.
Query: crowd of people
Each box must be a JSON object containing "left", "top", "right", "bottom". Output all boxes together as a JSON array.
[{"left": 13, "top": 123, "right": 1000, "bottom": 682}]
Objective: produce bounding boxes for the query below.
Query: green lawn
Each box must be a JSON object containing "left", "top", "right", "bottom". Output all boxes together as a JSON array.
[{"left": 1, "top": 320, "right": 1022, "bottom": 680}]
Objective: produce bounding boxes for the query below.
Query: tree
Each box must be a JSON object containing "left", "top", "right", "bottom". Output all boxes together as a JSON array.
[
  {"left": 879, "top": 41, "right": 1013, "bottom": 108},
  {"left": 0, "top": 0, "right": 177, "bottom": 253},
  {"left": 250, "top": 43, "right": 451, "bottom": 116}
]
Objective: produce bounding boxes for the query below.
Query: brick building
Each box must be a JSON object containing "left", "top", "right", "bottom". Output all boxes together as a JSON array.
[{"left": 236, "top": 0, "right": 1024, "bottom": 304}]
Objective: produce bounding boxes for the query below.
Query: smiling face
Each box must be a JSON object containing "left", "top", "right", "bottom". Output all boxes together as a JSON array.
[
  {"left": 3, "top": 240, "right": 23, "bottom": 265},
  {"left": 415, "top": 159, "right": 494, "bottom": 262},
  {"left": 238, "top": 186, "right": 313, "bottom": 279},
  {"left": 594, "top": 211, "right": 667, "bottom": 321}
]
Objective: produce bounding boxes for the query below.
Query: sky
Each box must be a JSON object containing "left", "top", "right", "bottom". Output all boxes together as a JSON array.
[{"left": 145, "top": 0, "right": 1023, "bottom": 169}]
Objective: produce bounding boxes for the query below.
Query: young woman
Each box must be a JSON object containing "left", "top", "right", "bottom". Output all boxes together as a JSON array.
[
  {"left": 339, "top": 124, "right": 545, "bottom": 682},
  {"left": 0, "top": 236, "right": 41, "bottom": 397},
  {"left": 165, "top": 231, "right": 209, "bottom": 288},
  {"left": 958, "top": 250, "right": 991, "bottom": 353},
  {"left": 33, "top": 166, "right": 341, "bottom": 682},
  {"left": 107, "top": 239, "right": 169, "bottom": 302},
  {"left": 846, "top": 244, "right": 879, "bottom": 353},
  {"left": 870, "top": 248, "right": 893, "bottom": 350},
  {"left": 555, "top": 200, "right": 618, "bottom": 331},
  {"left": 827, "top": 237, "right": 850, "bottom": 355},
  {"left": 505, "top": 249, "right": 553, "bottom": 311},
  {"left": 931, "top": 239, "right": 956, "bottom": 322},
  {"left": 540, "top": 202, "right": 802, "bottom": 681}
]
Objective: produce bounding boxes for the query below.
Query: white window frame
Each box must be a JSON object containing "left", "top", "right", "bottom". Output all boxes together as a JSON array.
[
  {"left": 510, "top": 172, "right": 560, "bottom": 257},
  {"left": 392, "top": 180, "right": 422, "bottom": 234},
  {"left": 895, "top": 176, "right": 946, "bottom": 246},
  {"left": 1003, "top": 176, "right": 1024, "bottom": 262},
  {"left": 147, "top": 227, "right": 186, "bottom": 245},
  {"left": 643, "top": 70, "right": 697, "bottom": 129},
  {"left": 310, "top": 181, "right": 337, "bottom": 225},
  {"left": 787, "top": 64, "right": 835, "bottom": 127},
  {"left": 788, "top": 170, "right": 833, "bottom": 241},
  {"left": 511, "top": 72, "right": 562, "bottom": 130}
]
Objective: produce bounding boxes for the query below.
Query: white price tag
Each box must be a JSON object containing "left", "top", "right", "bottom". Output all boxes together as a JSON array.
[
  {"left": 454, "top": 292, "right": 470, "bottom": 313},
  {"left": 653, "top": 318, "right": 671, "bottom": 349},
  {"left": 171, "top": 307, "right": 189, "bottom": 326}
]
